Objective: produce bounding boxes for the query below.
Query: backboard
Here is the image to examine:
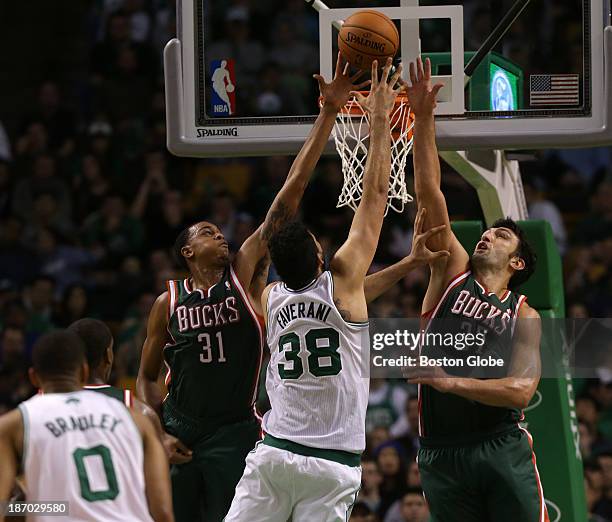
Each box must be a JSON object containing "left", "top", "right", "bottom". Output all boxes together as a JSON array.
[{"left": 165, "top": 0, "right": 612, "bottom": 157}]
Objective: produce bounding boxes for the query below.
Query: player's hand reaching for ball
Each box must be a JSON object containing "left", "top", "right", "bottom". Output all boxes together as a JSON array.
[
  {"left": 314, "top": 52, "right": 371, "bottom": 112},
  {"left": 352, "top": 57, "right": 404, "bottom": 117},
  {"left": 406, "top": 207, "right": 451, "bottom": 266},
  {"left": 163, "top": 432, "right": 193, "bottom": 464},
  {"left": 405, "top": 56, "right": 444, "bottom": 117}
]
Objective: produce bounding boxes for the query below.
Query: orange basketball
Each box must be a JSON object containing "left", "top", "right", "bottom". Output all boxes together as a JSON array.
[{"left": 338, "top": 10, "right": 399, "bottom": 69}]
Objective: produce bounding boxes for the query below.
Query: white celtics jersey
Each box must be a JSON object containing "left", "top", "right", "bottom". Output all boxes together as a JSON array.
[
  {"left": 19, "top": 390, "right": 152, "bottom": 522},
  {"left": 263, "top": 271, "right": 370, "bottom": 453}
]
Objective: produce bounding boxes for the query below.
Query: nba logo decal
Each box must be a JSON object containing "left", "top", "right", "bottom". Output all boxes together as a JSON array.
[{"left": 210, "top": 59, "right": 236, "bottom": 116}]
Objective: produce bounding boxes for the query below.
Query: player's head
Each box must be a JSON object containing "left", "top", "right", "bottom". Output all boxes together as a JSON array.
[
  {"left": 471, "top": 218, "right": 536, "bottom": 289},
  {"left": 400, "top": 487, "right": 429, "bottom": 522},
  {"left": 174, "top": 221, "right": 229, "bottom": 271},
  {"left": 269, "top": 221, "right": 324, "bottom": 290},
  {"left": 29, "top": 330, "right": 88, "bottom": 391},
  {"left": 68, "top": 318, "right": 114, "bottom": 383}
]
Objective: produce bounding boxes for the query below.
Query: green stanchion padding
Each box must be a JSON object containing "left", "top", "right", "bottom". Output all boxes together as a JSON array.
[
  {"left": 516, "top": 220, "right": 565, "bottom": 312},
  {"left": 450, "top": 221, "right": 483, "bottom": 256},
  {"left": 525, "top": 308, "right": 586, "bottom": 522}
]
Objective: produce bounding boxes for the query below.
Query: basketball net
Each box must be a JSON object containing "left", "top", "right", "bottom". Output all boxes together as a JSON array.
[{"left": 330, "top": 92, "right": 415, "bottom": 215}]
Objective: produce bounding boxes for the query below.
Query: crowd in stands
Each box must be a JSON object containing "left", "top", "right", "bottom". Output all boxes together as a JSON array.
[{"left": 0, "top": 1, "right": 609, "bottom": 521}]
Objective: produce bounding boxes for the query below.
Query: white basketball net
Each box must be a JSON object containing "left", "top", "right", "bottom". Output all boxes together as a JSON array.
[{"left": 331, "top": 95, "right": 414, "bottom": 215}]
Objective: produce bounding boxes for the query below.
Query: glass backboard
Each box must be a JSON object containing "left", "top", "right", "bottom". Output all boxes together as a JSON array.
[{"left": 165, "top": 0, "right": 612, "bottom": 156}]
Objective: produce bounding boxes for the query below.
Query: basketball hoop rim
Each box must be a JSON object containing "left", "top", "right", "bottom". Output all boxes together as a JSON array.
[{"left": 318, "top": 91, "right": 411, "bottom": 117}]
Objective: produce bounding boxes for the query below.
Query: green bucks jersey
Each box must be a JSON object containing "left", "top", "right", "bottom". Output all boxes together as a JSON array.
[
  {"left": 419, "top": 270, "right": 528, "bottom": 444},
  {"left": 84, "top": 384, "right": 133, "bottom": 408},
  {"left": 164, "top": 265, "right": 264, "bottom": 425}
]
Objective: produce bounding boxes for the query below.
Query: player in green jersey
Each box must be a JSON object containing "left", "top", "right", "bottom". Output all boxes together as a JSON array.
[
  {"left": 68, "top": 318, "right": 164, "bottom": 439},
  {"left": 136, "top": 54, "right": 373, "bottom": 522},
  {"left": 404, "top": 57, "right": 548, "bottom": 522}
]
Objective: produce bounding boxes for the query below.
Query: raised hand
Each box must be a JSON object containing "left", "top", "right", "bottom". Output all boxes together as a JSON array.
[
  {"left": 314, "top": 52, "right": 371, "bottom": 112},
  {"left": 406, "top": 207, "right": 450, "bottom": 266},
  {"left": 351, "top": 57, "right": 404, "bottom": 117},
  {"left": 406, "top": 56, "right": 444, "bottom": 117}
]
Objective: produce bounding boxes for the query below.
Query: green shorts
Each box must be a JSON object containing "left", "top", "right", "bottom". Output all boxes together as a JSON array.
[
  {"left": 418, "top": 428, "right": 548, "bottom": 522},
  {"left": 163, "top": 399, "right": 262, "bottom": 522}
]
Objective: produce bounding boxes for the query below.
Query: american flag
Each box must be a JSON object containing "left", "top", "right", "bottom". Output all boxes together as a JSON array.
[{"left": 529, "top": 74, "right": 579, "bottom": 106}]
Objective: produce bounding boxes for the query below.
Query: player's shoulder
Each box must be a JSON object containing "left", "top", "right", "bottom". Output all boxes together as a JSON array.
[{"left": 518, "top": 300, "right": 540, "bottom": 320}]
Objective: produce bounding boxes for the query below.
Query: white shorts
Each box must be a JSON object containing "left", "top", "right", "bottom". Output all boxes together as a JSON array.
[{"left": 225, "top": 440, "right": 362, "bottom": 522}]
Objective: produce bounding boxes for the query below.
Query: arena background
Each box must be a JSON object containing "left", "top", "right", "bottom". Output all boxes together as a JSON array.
[{"left": 0, "top": 1, "right": 611, "bottom": 521}]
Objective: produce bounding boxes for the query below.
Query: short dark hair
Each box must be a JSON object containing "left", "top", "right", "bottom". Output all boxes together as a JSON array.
[
  {"left": 489, "top": 218, "right": 537, "bottom": 289},
  {"left": 173, "top": 225, "right": 193, "bottom": 269},
  {"left": 269, "top": 221, "right": 319, "bottom": 290},
  {"left": 68, "top": 318, "right": 112, "bottom": 370},
  {"left": 404, "top": 486, "right": 425, "bottom": 498},
  {"left": 32, "top": 330, "right": 86, "bottom": 378}
]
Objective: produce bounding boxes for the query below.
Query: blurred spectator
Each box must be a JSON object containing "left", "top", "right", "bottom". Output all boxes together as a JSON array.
[
  {"left": 349, "top": 502, "right": 376, "bottom": 522},
  {"left": 20, "top": 81, "right": 76, "bottom": 154},
  {"left": 375, "top": 441, "right": 409, "bottom": 518},
  {"left": 573, "top": 181, "right": 612, "bottom": 244},
  {"left": 35, "top": 228, "right": 96, "bottom": 294},
  {"left": 91, "top": 9, "right": 156, "bottom": 79},
  {"left": 53, "top": 285, "right": 91, "bottom": 328},
  {"left": 366, "top": 379, "right": 409, "bottom": 436},
  {"left": 358, "top": 458, "right": 383, "bottom": 513},
  {"left": 22, "top": 276, "right": 56, "bottom": 337},
  {"left": 0, "top": 121, "right": 11, "bottom": 162},
  {"left": 82, "top": 194, "right": 144, "bottom": 266},
  {"left": 12, "top": 155, "right": 72, "bottom": 228},
  {"left": 524, "top": 177, "right": 567, "bottom": 254}
]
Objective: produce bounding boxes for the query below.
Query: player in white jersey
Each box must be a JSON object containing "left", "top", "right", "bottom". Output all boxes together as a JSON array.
[
  {"left": 225, "top": 58, "right": 449, "bottom": 522},
  {"left": 0, "top": 330, "right": 173, "bottom": 522}
]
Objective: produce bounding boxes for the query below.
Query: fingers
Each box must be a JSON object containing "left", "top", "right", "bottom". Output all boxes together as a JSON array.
[
  {"left": 422, "top": 223, "right": 447, "bottom": 239},
  {"left": 433, "top": 250, "right": 451, "bottom": 258},
  {"left": 170, "top": 452, "right": 193, "bottom": 465},
  {"left": 354, "top": 79, "right": 372, "bottom": 90},
  {"left": 388, "top": 63, "right": 403, "bottom": 89},
  {"left": 371, "top": 60, "right": 379, "bottom": 86},
  {"left": 413, "top": 206, "right": 425, "bottom": 234},
  {"left": 409, "top": 61, "right": 417, "bottom": 86},
  {"left": 350, "top": 69, "right": 365, "bottom": 82},
  {"left": 431, "top": 83, "right": 444, "bottom": 98},
  {"left": 417, "top": 56, "right": 424, "bottom": 81},
  {"left": 350, "top": 91, "right": 367, "bottom": 104},
  {"left": 312, "top": 73, "right": 326, "bottom": 93},
  {"left": 175, "top": 439, "right": 193, "bottom": 455},
  {"left": 424, "top": 57, "right": 432, "bottom": 79},
  {"left": 380, "top": 57, "right": 393, "bottom": 84},
  {"left": 343, "top": 61, "right": 350, "bottom": 76}
]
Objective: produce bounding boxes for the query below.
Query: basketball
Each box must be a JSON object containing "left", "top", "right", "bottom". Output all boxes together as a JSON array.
[{"left": 338, "top": 10, "right": 399, "bottom": 69}]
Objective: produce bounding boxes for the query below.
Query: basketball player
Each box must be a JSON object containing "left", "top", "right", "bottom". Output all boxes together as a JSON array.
[
  {"left": 224, "top": 57, "right": 409, "bottom": 522},
  {"left": 405, "top": 57, "right": 548, "bottom": 522},
  {"left": 68, "top": 318, "right": 164, "bottom": 440},
  {"left": 0, "top": 330, "right": 173, "bottom": 522},
  {"left": 136, "top": 53, "right": 371, "bottom": 522}
]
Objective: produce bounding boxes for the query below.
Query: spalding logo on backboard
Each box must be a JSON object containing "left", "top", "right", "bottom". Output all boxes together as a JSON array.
[{"left": 210, "top": 59, "right": 236, "bottom": 116}]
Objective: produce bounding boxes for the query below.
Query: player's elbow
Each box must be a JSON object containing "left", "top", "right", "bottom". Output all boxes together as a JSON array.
[{"left": 510, "top": 382, "right": 536, "bottom": 410}]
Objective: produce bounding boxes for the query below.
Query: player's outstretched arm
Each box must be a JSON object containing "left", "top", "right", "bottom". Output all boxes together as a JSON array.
[
  {"left": 0, "top": 410, "right": 23, "bottom": 513},
  {"left": 407, "top": 57, "right": 469, "bottom": 304},
  {"left": 131, "top": 410, "right": 174, "bottom": 522},
  {"left": 136, "top": 292, "right": 192, "bottom": 464},
  {"left": 233, "top": 53, "right": 370, "bottom": 301},
  {"left": 364, "top": 208, "right": 450, "bottom": 303},
  {"left": 408, "top": 305, "right": 542, "bottom": 409},
  {"left": 332, "top": 59, "right": 401, "bottom": 291}
]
